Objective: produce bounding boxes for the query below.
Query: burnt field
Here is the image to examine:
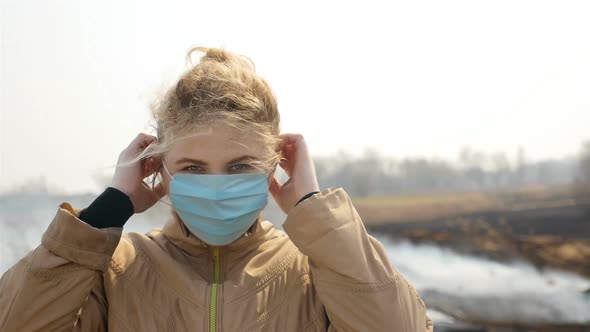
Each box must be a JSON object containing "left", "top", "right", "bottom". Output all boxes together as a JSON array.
[
  {"left": 354, "top": 185, "right": 590, "bottom": 331},
  {"left": 356, "top": 185, "right": 590, "bottom": 278}
]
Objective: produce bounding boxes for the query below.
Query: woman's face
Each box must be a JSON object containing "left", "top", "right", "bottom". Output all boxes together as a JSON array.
[{"left": 159, "top": 122, "right": 274, "bottom": 191}]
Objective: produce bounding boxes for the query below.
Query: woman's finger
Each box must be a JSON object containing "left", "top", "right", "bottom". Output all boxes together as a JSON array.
[
  {"left": 279, "top": 156, "right": 293, "bottom": 177},
  {"left": 277, "top": 135, "right": 298, "bottom": 153},
  {"left": 269, "top": 176, "right": 281, "bottom": 197},
  {"left": 129, "top": 133, "right": 157, "bottom": 153},
  {"left": 132, "top": 132, "right": 155, "bottom": 146},
  {"left": 152, "top": 182, "right": 167, "bottom": 200},
  {"left": 278, "top": 133, "right": 303, "bottom": 142}
]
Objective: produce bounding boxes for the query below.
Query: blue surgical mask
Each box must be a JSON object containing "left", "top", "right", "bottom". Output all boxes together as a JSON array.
[{"left": 162, "top": 161, "right": 270, "bottom": 246}]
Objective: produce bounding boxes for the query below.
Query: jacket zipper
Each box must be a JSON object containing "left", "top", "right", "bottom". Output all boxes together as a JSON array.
[{"left": 209, "top": 247, "right": 221, "bottom": 332}]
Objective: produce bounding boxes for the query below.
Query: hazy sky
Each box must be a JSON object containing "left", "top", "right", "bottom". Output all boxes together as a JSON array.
[{"left": 1, "top": 0, "right": 589, "bottom": 194}]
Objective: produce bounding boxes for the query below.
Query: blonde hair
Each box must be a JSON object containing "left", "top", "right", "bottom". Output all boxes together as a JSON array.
[{"left": 117, "top": 46, "right": 282, "bottom": 190}]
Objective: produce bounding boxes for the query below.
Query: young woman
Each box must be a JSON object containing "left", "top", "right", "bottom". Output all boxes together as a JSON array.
[{"left": 0, "top": 47, "right": 433, "bottom": 331}]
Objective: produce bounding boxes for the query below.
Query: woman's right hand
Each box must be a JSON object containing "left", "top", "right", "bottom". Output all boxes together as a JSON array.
[{"left": 111, "top": 133, "right": 166, "bottom": 214}]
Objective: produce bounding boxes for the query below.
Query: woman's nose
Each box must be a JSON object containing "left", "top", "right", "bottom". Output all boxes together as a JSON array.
[{"left": 208, "top": 169, "right": 228, "bottom": 175}]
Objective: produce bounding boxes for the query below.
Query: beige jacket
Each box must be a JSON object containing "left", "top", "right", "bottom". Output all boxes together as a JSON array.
[{"left": 0, "top": 187, "right": 433, "bottom": 331}]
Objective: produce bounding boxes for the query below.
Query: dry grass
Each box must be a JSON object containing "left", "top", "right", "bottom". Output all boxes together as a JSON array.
[
  {"left": 353, "top": 191, "right": 500, "bottom": 226},
  {"left": 353, "top": 184, "right": 580, "bottom": 226}
]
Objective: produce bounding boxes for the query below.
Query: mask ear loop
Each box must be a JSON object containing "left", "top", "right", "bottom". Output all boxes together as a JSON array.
[{"left": 156, "top": 189, "right": 173, "bottom": 207}]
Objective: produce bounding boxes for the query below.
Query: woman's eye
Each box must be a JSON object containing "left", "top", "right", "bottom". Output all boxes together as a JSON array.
[
  {"left": 230, "top": 163, "right": 252, "bottom": 171},
  {"left": 184, "top": 165, "right": 203, "bottom": 172}
]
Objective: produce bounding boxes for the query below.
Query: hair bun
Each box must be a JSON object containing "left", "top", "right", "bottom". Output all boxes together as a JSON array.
[
  {"left": 186, "top": 46, "right": 231, "bottom": 65},
  {"left": 186, "top": 46, "right": 255, "bottom": 71},
  {"left": 201, "top": 48, "right": 230, "bottom": 63}
]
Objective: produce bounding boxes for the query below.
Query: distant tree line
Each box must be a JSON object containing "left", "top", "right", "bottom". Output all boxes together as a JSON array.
[
  {"left": 578, "top": 141, "right": 590, "bottom": 184},
  {"left": 574, "top": 141, "right": 590, "bottom": 207},
  {"left": 314, "top": 145, "right": 583, "bottom": 198}
]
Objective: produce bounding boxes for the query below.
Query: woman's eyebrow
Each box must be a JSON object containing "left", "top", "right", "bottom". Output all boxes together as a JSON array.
[
  {"left": 176, "top": 157, "right": 208, "bottom": 165},
  {"left": 226, "top": 155, "right": 258, "bottom": 164}
]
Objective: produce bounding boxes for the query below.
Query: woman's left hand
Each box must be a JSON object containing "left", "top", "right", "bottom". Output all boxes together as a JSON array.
[{"left": 269, "top": 133, "right": 320, "bottom": 214}]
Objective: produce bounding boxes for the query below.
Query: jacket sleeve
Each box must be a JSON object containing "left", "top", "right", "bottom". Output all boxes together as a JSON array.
[
  {"left": 283, "top": 187, "right": 433, "bottom": 332},
  {"left": 0, "top": 202, "right": 122, "bottom": 331}
]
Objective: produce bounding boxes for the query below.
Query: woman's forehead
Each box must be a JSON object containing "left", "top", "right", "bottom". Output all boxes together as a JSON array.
[{"left": 166, "top": 125, "right": 266, "bottom": 161}]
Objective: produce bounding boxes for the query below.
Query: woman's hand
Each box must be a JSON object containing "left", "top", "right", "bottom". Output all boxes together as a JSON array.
[
  {"left": 269, "top": 133, "right": 320, "bottom": 214},
  {"left": 111, "top": 133, "right": 166, "bottom": 214}
]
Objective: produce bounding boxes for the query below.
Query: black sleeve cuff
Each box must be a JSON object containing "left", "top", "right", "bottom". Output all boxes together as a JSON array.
[
  {"left": 295, "top": 191, "right": 320, "bottom": 206},
  {"left": 79, "top": 187, "right": 135, "bottom": 229}
]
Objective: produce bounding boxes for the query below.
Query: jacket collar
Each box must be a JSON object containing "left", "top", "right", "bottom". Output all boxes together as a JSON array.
[{"left": 161, "top": 209, "right": 270, "bottom": 254}]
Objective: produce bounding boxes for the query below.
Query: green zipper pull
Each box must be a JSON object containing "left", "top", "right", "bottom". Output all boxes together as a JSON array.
[{"left": 210, "top": 247, "right": 221, "bottom": 332}]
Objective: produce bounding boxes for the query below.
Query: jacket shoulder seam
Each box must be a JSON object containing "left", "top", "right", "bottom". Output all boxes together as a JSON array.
[
  {"left": 225, "top": 242, "right": 303, "bottom": 305},
  {"left": 314, "top": 275, "right": 399, "bottom": 295}
]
